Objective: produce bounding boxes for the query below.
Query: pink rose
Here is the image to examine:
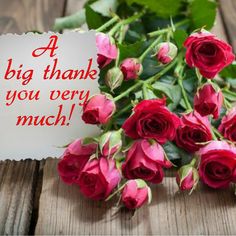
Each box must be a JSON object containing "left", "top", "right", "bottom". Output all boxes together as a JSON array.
[
  {"left": 122, "top": 98, "right": 180, "bottom": 144},
  {"left": 77, "top": 157, "right": 121, "bottom": 200},
  {"left": 82, "top": 94, "right": 116, "bottom": 125},
  {"left": 57, "top": 139, "right": 97, "bottom": 184},
  {"left": 198, "top": 141, "right": 236, "bottom": 188},
  {"left": 176, "top": 164, "right": 199, "bottom": 191},
  {"left": 184, "top": 30, "right": 235, "bottom": 78},
  {"left": 122, "top": 139, "right": 172, "bottom": 184},
  {"left": 96, "top": 33, "right": 118, "bottom": 68},
  {"left": 121, "top": 180, "right": 149, "bottom": 209},
  {"left": 175, "top": 112, "right": 212, "bottom": 152},
  {"left": 219, "top": 107, "right": 236, "bottom": 142},
  {"left": 99, "top": 130, "right": 122, "bottom": 157},
  {"left": 156, "top": 42, "right": 178, "bottom": 64},
  {"left": 194, "top": 83, "right": 223, "bottom": 119},
  {"left": 120, "top": 58, "right": 143, "bottom": 80}
]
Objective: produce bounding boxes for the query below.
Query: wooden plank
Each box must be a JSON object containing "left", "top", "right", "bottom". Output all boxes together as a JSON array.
[
  {"left": 0, "top": 160, "right": 37, "bottom": 235},
  {"left": 35, "top": 159, "right": 236, "bottom": 235},
  {"left": 0, "top": 0, "right": 65, "bottom": 234},
  {"left": 211, "top": 10, "right": 228, "bottom": 41},
  {"left": 65, "top": 0, "right": 86, "bottom": 16},
  {"left": 219, "top": 0, "right": 236, "bottom": 50},
  {"left": 0, "top": 0, "right": 65, "bottom": 33}
]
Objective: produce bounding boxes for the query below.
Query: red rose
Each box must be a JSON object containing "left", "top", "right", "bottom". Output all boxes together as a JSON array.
[
  {"left": 194, "top": 83, "right": 223, "bottom": 119},
  {"left": 122, "top": 139, "right": 172, "bottom": 184},
  {"left": 96, "top": 33, "right": 118, "bottom": 68},
  {"left": 175, "top": 112, "right": 212, "bottom": 152},
  {"left": 121, "top": 180, "right": 149, "bottom": 209},
  {"left": 122, "top": 98, "right": 180, "bottom": 144},
  {"left": 82, "top": 94, "right": 116, "bottom": 125},
  {"left": 184, "top": 30, "right": 235, "bottom": 78},
  {"left": 219, "top": 107, "right": 236, "bottom": 142},
  {"left": 176, "top": 164, "right": 199, "bottom": 191},
  {"left": 77, "top": 157, "right": 121, "bottom": 200},
  {"left": 198, "top": 141, "right": 236, "bottom": 188},
  {"left": 156, "top": 42, "right": 178, "bottom": 64},
  {"left": 120, "top": 58, "right": 143, "bottom": 80},
  {"left": 57, "top": 139, "right": 97, "bottom": 184}
]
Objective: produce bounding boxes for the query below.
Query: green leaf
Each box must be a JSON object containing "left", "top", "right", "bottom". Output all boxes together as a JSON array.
[
  {"left": 163, "top": 142, "right": 192, "bottom": 165},
  {"left": 151, "top": 81, "right": 182, "bottom": 110},
  {"left": 85, "top": 5, "right": 105, "bottom": 29},
  {"left": 118, "top": 41, "right": 145, "bottom": 62},
  {"left": 135, "top": 179, "right": 147, "bottom": 188},
  {"left": 220, "top": 62, "right": 236, "bottom": 79},
  {"left": 83, "top": 137, "right": 98, "bottom": 145},
  {"left": 222, "top": 89, "right": 236, "bottom": 102},
  {"left": 189, "top": 0, "right": 217, "bottom": 30},
  {"left": 173, "top": 29, "right": 188, "bottom": 49},
  {"left": 54, "top": 0, "right": 118, "bottom": 31},
  {"left": 127, "top": 0, "right": 182, "bottom": 18}
]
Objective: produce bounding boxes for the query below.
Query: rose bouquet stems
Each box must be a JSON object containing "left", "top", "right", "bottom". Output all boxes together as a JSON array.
[{"left": 56, "top": 0, "right": 236, "bottom": 211}]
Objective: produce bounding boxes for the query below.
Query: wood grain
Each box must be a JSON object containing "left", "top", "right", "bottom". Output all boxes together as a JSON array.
[
  {"left": 65, "top": 0, "right": 86, "bottom": 16},
  {"left": 0, "top": 0, "right": 65, "bottom": 234},
  {"left": 0, "top": 160, "right": 37, "bottom": 235},
  {"left": 0, "top": 0, "right": 65, "bottom": 33},
  {"left": 35, "top": 159, "right": 236, "bottom": 235},
  {"left": 219, "top": 0, "right": 236, "bottom": 50}
]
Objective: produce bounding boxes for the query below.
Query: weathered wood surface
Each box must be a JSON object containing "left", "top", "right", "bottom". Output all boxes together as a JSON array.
[
  {"left": 220, "top": 0, "right": 236, "bottom": 50},
  {"left": 0, "top": 161, "right": 37, "bottom": 235},
  {"left": 35, "top": 159, "right": 236, "bottom": 235},
  {"left": 0, "top": 0, "right": 65, "bottom": 234}
]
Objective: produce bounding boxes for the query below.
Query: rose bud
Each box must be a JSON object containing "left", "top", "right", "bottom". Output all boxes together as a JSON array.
[
  {"left": 156, "top": 42, "right": 178, "bottom": 64},
  {"left": 176, "top": 163, "right": 199, "bottom": 192},
  {"left": 57, "top": 138, "right": 97, "bottom": 184},
  {"left": 77, "top": 157, "right": 121, "bottom": 200},
  {"left": 122, "top": 98, "right": 180, "bottom": 144},
  {"left": 121, "top": 179, "right": 151, "bottom": 210},
  {"left": 96, "top": 33, "right": 118, "bottom": 68},
  {"left": 175, "top": 111, "right": 212, "bottom": 153},
  {"left": 99, "top": 130, "right": 122, "bottom": 157},
  {"left": 82, "top": 94, "right": 116, "bottom": 125},
  {"left": 219, "top": 107, "right": 236, "bottom": 142},
  {"left": 198, "top": 141, "right": 236, "bottom": 188},
  {"left": 184, "top": 30, "right": 235, "bottom": 79},
  {"left": 105, "top": 67, "right": 124, "bottom": 91},
  {"left": 194, "top": 83, "right": 223, "bottom": 119},
  {"left": 122, "top": 139, "right": 172, "bottom": 184},
  {"left": 120, "top": 58, "right": 143, "bottom": 80}
]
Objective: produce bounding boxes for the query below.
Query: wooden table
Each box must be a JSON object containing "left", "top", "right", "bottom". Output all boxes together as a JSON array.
[{"left": 0, "top": 0, "right": 236, "bottom": 235}]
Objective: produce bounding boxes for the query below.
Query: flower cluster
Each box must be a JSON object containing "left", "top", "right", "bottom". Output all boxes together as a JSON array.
[{"left": 58, "top": 15, "right": 236, "bottom": 210}]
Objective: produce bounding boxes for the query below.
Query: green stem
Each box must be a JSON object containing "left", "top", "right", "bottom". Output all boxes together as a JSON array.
[
  {"left": 212, "top": 126, "right": 224, "bottom": 140},
  {"left": 113, "top": 81, "right": 142, "bottom": 102},
  {"left": 224, "top": 98, "right": 232, "bottom": 110},
  {"left": 139, "top": 35, "right": 162, "bottom": 62},
  {"left": 178, "top": 77, "right": 192, "bottom": 111},
  {"left": 109, "top": 10, "right": 145, "bottom": 36},
  {"left": 115, "top": 25, "right": 125, "bottom": 67},
  {"left": 148, "top": 19, "right": 190, "bottom": 38},
  {"left": 142, "top": 84, "right": 149, "bottom": 99},
  {"left": 96, "top": 15, "right": 120, "bottom": 32},
  {"left": 146, "top": 57, "right": 178, "bottom": 84},
  {"left": 113, "top": 103, "right": 133, "bottom": 119},
  {"left": 105, "top": 183, "right": 126, "bottom": 201},
  {"left": 113, "top": 57, "right": 178, "bottom": 102}
]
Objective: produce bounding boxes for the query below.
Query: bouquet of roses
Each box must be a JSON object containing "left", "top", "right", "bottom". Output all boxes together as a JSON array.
[{"left": 56, "top": 0, "right": 236, "bottom": 210}]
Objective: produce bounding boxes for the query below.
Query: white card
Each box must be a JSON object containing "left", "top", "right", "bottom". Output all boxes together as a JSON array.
[{"left": 0, "top": 32, "right": 100, "bottom": 160}]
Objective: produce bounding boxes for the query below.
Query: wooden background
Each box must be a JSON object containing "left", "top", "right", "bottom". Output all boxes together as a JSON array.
[{"left": 0, "top": 0, "right": 236, "bottom": 235}]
